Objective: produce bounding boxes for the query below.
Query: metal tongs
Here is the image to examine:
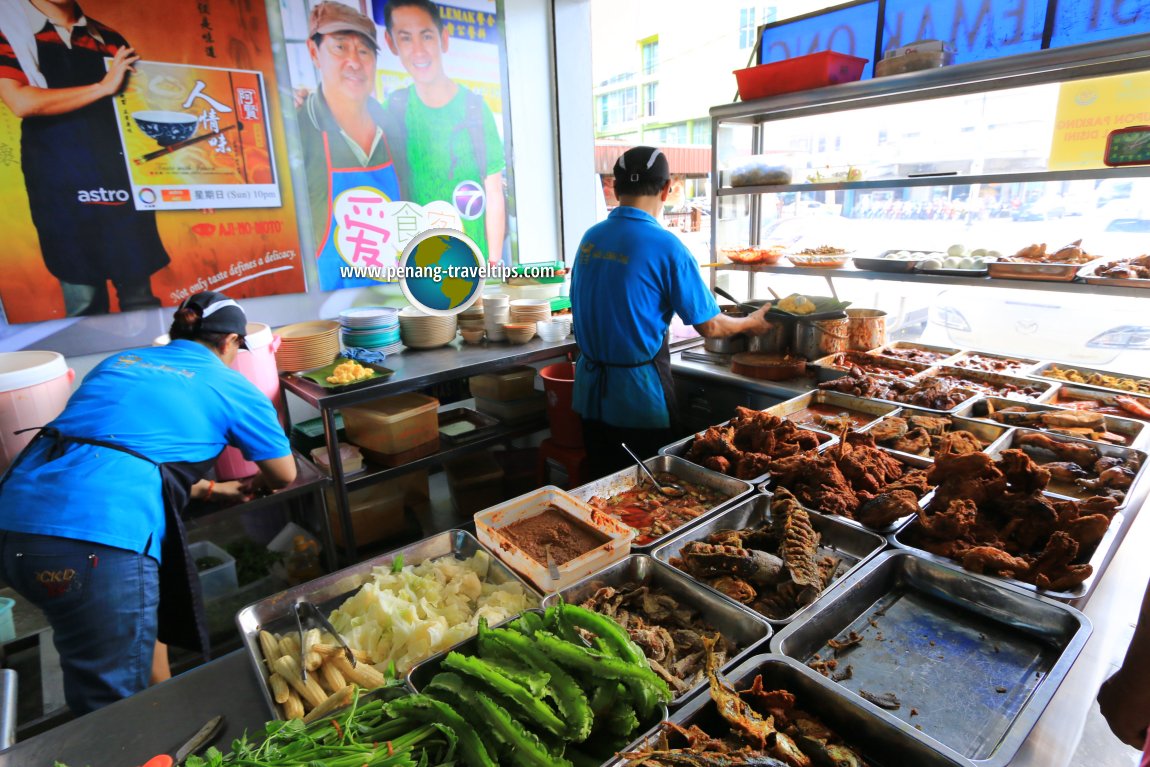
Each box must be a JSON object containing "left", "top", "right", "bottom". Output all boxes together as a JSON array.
[{"left": 294, "top": 599, "right": 356, "bottom": 681}]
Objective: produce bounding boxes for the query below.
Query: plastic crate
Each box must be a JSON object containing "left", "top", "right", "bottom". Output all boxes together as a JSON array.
[
  {"left": 189, "top": 541, "right": 238, "bottom": 601},
  {"left": 342, "top": 392, "right": 439, "bottom": 457},
  {"left": 735, "top": 51, "right": 868, "bottom": 100}
]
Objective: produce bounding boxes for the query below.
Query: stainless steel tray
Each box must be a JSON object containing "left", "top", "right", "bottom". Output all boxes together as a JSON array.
[
  {"left": 566, "top": 454, "right": 752, "bottom": 550},
  {"left": 235, "top": 529, "right": 542, "bottom": 718},
  {"left": 858, "top": 407, "right": 1012, "bottom": 464},
  {"left": 764, "top": 389, "right": 900, "bottom": 431},
  {"left": 1047, "top": 384, "right": 1150, "bottom": 424},
  {"left": 918, "top": 365, "right": 1059, "bottom": 403},
  {"left": 956, "top": 396, "right": 1146, "bottom": 449},
  {"left": 406, "top": 606, "right": 668, "bottom": 765},
  {"left": 437, "top": 406, "right": 501, "bottom": 445},
  {"left": 659, "top": 420, "right": 837, "bottom": 486},
  {"left": 1031, "top": 361, "right": 1150, "bottom": 399},
  {"left": 867, "top": 340, "right": 963, "bottom": 367},
  {"left": 608, "top": 653, "right": 968, "bottom": 767},
  {"left": 812, "top": 350, "right": 930, "bottom": 380},
  {"left": 948, "top": 351, "right": 1042, "bottom": 377},
  {"left": 772, "top": 550, "right": 1092, "bottom": 767},
  {"left": 651, "top": 493, "right": 887, "bottom": 624},
  {"left": 986, "top": 260, "right": 1083, "bottom": 281},
  {"left": 1078, "top": 257, "right": 1150, "bottom": 288},
  {"left": 987, "top": 427, "right": 1146, "bottom": 512},
  {"left": 541, "top": 554, "right": 772, "bottom": 705},
  {"left": 892, "top": 503, "right": 1127, "bottom": 603}
]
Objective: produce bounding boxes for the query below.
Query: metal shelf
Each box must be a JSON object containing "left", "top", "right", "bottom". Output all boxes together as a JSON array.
[
  {"left": 713, "top": 263, "right": 1150, "bottom": 298},
  {"left": 717, "top": 166, "right": 1150, "bottom": 196}
]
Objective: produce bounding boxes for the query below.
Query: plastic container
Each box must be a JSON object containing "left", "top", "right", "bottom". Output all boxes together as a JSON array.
[
  {"left": 734, "top": 51, "right": 869, "bottom": 101},
  {"left": 188, "top": 541, "right": 238, "bottom": 600},
  {"left": 446, "top": 453, "right": 506, "bottom": 515},
  {"left": 290, "top": 413, "right": 346, "bottom": 454},
  {"left": 342, "top": 392, "right": 439, "bottom": 457},
  {"left": 474, "top": 486, "right": 635, "bottom": 592},
  {"left": 309, "top": 443, "right": 364, "bottom": 475},
  {"left": 0, "top": 597, "right": 13, "bottom": 642},
  {"left": 475, "top": 393, "right": 546, "bottom": 425},
  {"left": 324, "top": 471, "right": 427, "bottom": 547},
  {"left": 0, "top": 351, "right": 75, "bottom": 471},
  {"left": 539, "top": 362, "right": 583, "bottom": 448},
  {"left": 469, "top": 366, "right": 537, "bottom": 401}
]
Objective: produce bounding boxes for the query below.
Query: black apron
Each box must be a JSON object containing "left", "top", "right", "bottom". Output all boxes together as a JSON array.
[
  {"left": 1, "top": 427, "right": 214, "bottom": 656},
  {"left": 21, "top": 27, "right": 169, "bottom": 284},
  {"left": 581, "top": 335, "right": 680, "bottom": 433}
]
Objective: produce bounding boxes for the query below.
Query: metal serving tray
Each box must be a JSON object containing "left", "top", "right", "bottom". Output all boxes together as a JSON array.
[
  {"left": 607, "top": 653, "right": 969, "bottom": 767},
  {"left": 437, "top": 406, "right": 500, "bottom": 445},
  {"left": 812, "top": 351, "right": 930, "bottom": 380},
  {"left": 407, "top": 606, "right": 668, "bottom": 766},
  {"left": 566, "top": 454, "right": 752, "bottom": 551},
  {"left": 659, "top": 421, "right": 837, "bottom": 486},
  {"left": 859, "top": 407, "right": 1012, "bottom": 464},
  {"left": 652, "top": 494, "right": 887, "bottom": 624},
  {"left": 1031, "top": 361, "right": 1150, "bottom": 399},
  {"left": 235, "top": 529, "right": 541, "bottom": 718},
  {"left": 772, "top": 551, "right": 1091, "bottom": 767},
  {"left": 1047, "top": 384, "right": 1150, "bottom": 424},
  {"left": 987, "top": 428, "right": 1147, "bottom": 512},
  {"left": 867, "top": 340, "right": 963, "bottom": 367},
  {"left": 541, "top": 554, "right": 772, "bottom": 705},
  {"left": 918, "top": 365, "right": 1059, "bottom": 403},
  {"left": 893, "top": 504, "right": 1126, "bottom": 604},
  {"left": 1077, "top": 256, "right": 1150, "bottom": 288},
  {"left": 956, "top": 396, "right": 1146, "bottom": 449},
  {"left": 986, "top": 260, "right": 1084, "bottom": 282},
  {"left": 948, "top": 351, "right": 1042, "bottom": 377},
  {"left": 764, "top": 389, "right": 899, "bottom": 431}
]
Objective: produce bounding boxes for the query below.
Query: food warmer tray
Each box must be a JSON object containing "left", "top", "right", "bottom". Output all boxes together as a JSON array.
[
  {"left": 772, "top": 551, "right": 1091, "bottom": 767},
  {"left": 867, "top": 341, "right": 963, "bottom": 367},
  {"left": 437, "top": 406, "right": 501, "bottom": 445},
  {"left": 986, "top": 428, "right": 1146, "bottom": 512},
  {"left": 947, "top": 351, "right": 1043, "bottom": 377},
  {"left": 764, "top": 389, "right": 900, "bottom": 430},
  {"left": 917, "top": 365, "right": 1059, "bottom": 403},
  {"left": 541, "top": 554, "right": 772, "bottom": 706},
  {"left": 1078, "top": 257, "right": 1150, "bottom": 288},
  {"left": 1046, "top": 384, "right": 1150, "bottom": 423},
  {"left": 853, "top": 255, "right": 922, "bottom": 273},
  {"left": 916, "top": 265, "right": 990, "bottom": 277},
  {"left": 811, "top": 351, "right": 931, "bottom": 380},
  {"left": 235, "top": 529, "right": 541, "bottom": 718},
  {"left": 659, "top": 422, "right": 837, "bottom": 487},
  {"left": 566, "top": 454, "right": 752, "bottom": 551},
  {"left": 892, "top": 501, "right": 1126, "bottom": 604},
  {"left": 1030, "top": 361, "right": 1150, "bottom": 399},
  {"left": 651, "top": 493, "right": 887, "bottom": 624},
  {"left": 986, "top": 260, "right": 1084, "bottom": 282},
  {"left": 407, "top": 607, "right": 668, "bottom": 766},
  {"left": 858, "top": 407, "right": 1012, "bottom": 464},
  {"left": 607, "top": 653, "right": 970, "bottom": 767},
  {"left": 956, "top": 396, "right": 1145, "bottom": 449}
]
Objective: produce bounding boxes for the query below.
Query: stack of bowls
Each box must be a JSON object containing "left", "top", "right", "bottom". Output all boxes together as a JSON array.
[
  {"left": 536, "top": 320, "right": 566, "bottom": 342},
  {"left": 483, "top": 293, "right": 510, "bottom": 342},
  {"left": 274, "top": 320, "right": 340, "bottom": 372},
  {"left": 338, "top": 307, "right": 402, "bottom": 354},
  {"left": 509, "top": 299, "right": 551, "bottom": 325},
  {"left": 458, "top": 304, "right": 485, "bottom": 333},
  {"left": 503, "top": 323, "right": 537, "bottom": 344},
  {"left": 398, "top": 307, "right": 458, "bottom": 349},
  {"left": 550, "top": 314, "right": 573, "bottom": 338}
]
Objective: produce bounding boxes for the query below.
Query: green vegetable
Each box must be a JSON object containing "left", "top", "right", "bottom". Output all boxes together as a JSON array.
[
  {"left": 442, "top": 652, "right": 567, "bottom": 737},
  {"left": 225, "top": 539, "right": 284, "bottom": 586},
  {"left": 558, "top": 604, "right": 647, "bottom": 667},
  {"left": 384, "top": 694, "right": 496, "bottom": 767},
  {"left": 194, "top": 555, "right": 223, "bottom": 572},
  {"left": 511, "top": 609, "right": 544, "bottom": 636},
  {"left": 391, "top": 553, "right": 405, "bottom": 573}
]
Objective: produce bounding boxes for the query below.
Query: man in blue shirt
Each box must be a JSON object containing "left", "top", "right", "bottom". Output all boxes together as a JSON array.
[{"left": 572, "top": 146, "right": 771, "bottom": 478}]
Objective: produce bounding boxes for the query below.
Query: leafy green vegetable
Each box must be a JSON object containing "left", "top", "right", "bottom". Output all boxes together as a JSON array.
[
  {"left": 391, "top": 553, "right": 405, "bottom": 573},
  {"left": 225, "top": 538, "right": 284, "bottom": 586},
  {"left": 384, "top": 694, "right": 496, "bottom": 767}
]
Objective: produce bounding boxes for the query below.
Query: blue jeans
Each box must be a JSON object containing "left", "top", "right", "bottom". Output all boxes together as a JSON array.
[{"left": 0, "top": 531, "right": 159, "bottom": 714}]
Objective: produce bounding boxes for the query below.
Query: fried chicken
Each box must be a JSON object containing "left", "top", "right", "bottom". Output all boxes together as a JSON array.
[
  {"left": 1030, "top": 531, "right": 1092, "bottom": 591},
  {"left": 857, "top": 489, "right": 921, "bottom": 528},
  {"left": 999, "top": 448, "right": 1052, "bottom": 495},
  {"left": 684, "top": 409, "right": 822, "bottom": 480},
  {"left": 961, "top": 546, "right": 1031, "bottom": 578},
  {"left": 868, "top": 416, "right": 908, "bottom": 442},
  {"left": 915, "top": 498, "right": 978, "bottom": 540},
  {"left": 891, "top": 427, "right": 932, "bottom": 456},
  {"left": 938, "top": 430, "right": 985, "bottom": 456}
]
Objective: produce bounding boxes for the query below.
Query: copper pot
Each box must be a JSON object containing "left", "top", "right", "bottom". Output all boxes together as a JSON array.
[{"left": 794, "top": 317, "right": 850, "bottom": 360}]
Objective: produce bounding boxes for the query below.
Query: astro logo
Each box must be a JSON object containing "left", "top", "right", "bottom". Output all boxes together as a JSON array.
[
  {"left": 453, "top": 180, "right": 485, "bottom": 220},
  {"left": 77, "top": 188, "right": 130, "bottom": 205},
  {"left": 138, "top": 188, "right": 157, "bottom": 206}
]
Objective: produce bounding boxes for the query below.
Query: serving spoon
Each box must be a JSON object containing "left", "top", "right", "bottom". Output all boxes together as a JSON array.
[{"left": 621, "top": 443, "right": 686, "bottom": 498}]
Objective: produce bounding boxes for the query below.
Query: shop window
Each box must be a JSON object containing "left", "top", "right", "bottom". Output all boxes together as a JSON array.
[
  {"left": 739, "top": 7, "right": 757, "bottom": 49},
  {"left": 644, "top": 82, "right": 658, "bottom": 118},
  {"left": 641, "top": 38, "right": 659, "bottom": 76}
]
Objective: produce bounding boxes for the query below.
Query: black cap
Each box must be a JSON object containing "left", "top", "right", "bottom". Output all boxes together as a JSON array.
[
  {"left": 181, "top": 291, "right": 249, "bottom": 349},
  {"left": 613, "top": 146, "right": 670, "bottom": 187}
]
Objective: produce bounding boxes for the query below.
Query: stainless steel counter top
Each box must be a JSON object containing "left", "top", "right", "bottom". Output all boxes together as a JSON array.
[{"left": 671, "top": 349, "right": 817, "bottom": 400}]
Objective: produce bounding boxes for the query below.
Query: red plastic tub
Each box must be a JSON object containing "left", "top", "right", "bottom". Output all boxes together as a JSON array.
[{"left": 735, "top": 51, "right": 868, "bottom": 101}]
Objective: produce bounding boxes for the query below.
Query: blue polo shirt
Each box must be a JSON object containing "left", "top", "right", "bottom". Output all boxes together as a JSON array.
[
  {"left": 571, "top": 206, "right": 719, "bottom": 429},
  {"left": 0, "top": 341, "right": 290, "bottom": 560}
]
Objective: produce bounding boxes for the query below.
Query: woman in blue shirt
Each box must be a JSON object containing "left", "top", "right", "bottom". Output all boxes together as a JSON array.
[{"left": 0, "top": 291, "right": 296, "bottom": 713}]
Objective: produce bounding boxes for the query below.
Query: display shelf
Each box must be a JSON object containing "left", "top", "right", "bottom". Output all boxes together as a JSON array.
[
  {"left": 712, "top": 263, "right": 1149, "bottom": 298},
  {"left": 184, "top": 451, "right": 329, "bottom": 530}
]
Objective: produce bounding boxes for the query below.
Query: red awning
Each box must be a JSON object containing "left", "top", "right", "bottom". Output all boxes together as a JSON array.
[{"left": 595, "top": 143, "right": 711, "bottom": 177}]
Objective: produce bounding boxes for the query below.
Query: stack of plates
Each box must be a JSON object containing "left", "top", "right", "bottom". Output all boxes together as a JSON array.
[
  {"left": 339, "top": 306, "right": 402, "bottom": 354},
  {"left": 274, "top": 320, "right": 340, "bottom": 372},
  {"left": 398, "top": 307, "right": 458, "bottom": 349},
  {"left": 483, "top": 294, "right": 510, "bottom": 342},
  {"left": 509, "top": 299, "right": 551, "bottom": 325},
  {"left": 458, "top": 304, "right": 485, "bottom": 332}
]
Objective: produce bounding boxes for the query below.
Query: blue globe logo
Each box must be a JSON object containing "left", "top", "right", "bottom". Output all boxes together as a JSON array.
[{"left": 399, "top": 229, "right": 485, "bottom": 315}]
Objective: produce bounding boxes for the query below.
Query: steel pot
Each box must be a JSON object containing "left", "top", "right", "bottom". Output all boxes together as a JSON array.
[
  {"left": 846, "top": 308, "right": 887, "bottom": 351},
  {"left": 794, "top": 317, "right": 850, "bottom": 360},
  {"left": 745, "top": 318, "right": 788, "bottom": 353},
  {"left": 704, "top": 335, "right": 747, "bottom": 354}
]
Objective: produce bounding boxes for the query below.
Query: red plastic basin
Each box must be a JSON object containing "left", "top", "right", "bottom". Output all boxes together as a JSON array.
[{"left": 735, "top": 51, "right": 869, "bottom": 101}]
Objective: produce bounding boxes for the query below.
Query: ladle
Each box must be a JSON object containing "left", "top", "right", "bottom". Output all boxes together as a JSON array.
[
  {"left": 621, "top": 443, "right": 686, "bottom": 498},
  {"left": 713, "top": 285, "right": 762, "bottom": 314}
]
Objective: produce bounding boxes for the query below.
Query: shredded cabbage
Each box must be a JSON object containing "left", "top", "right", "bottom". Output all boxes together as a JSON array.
[{"left": 327, "top": 550, "right": 536, "bottom": 673}]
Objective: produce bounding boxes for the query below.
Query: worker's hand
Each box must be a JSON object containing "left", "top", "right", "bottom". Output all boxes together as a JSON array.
[
  {"left": 1098, "top": 667, "right": 1150, "bottom": 748},
  {"left": 741, "top": 305, "right": 774, "bottom": 336},
  {"left": 241, "top": 473, "right": 276, "bottom": 499},
  {"left": 210, "top": 480, "right": 252, "bottom": 505},
  {"left": 101, "top": 47, "right": 139, "bottom": 97}
]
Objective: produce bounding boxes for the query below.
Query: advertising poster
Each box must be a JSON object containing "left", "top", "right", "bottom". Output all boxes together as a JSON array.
[
  {"left": 1048, "top": 71, "right": 1150, "bottom": 171},
  {"left": 281, "top": 0, "right": 515, "bottom": 290},
  {"left": 0, "top": 0, "right": 304, "bottom": 323}
]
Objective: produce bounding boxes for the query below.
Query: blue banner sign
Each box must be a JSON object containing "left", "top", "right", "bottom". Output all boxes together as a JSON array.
[
  {"left": 883, "top": 0, "right": 1046, "bottom": 62},
  {"left": 1050, "top": 0, "right": 1150, "bottom": 47},
  {"left": 758, "top": 0, "right": 879, "bottom": 72}
]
